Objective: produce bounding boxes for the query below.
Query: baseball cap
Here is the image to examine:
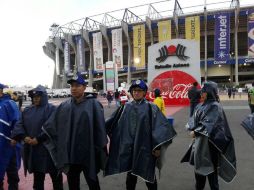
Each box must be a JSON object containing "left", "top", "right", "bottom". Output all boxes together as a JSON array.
[
  {"left": 0, "top": 83, "right": 8, "bottom": 89},
  {"left": 67, "top": 73, "right": 87, "bottom": 85}
]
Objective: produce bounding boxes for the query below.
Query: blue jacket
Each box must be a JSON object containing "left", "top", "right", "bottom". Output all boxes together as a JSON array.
[{"left": 0, "top": 94, "right": 20, "bottom": 180}]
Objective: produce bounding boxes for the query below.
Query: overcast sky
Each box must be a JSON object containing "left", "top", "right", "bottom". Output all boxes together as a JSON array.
[{"left": 0, "top": 0, "right": 252, "bottom": 87}]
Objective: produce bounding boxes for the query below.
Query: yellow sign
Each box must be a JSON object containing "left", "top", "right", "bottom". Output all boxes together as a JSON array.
[
  {"left": 185, "top": 16, "right": 200, "bottom": 41},
  {"left": 133, "top": 24, "right": 145, "bottom": 69},
  {"left": 158, "top": 20, "right": 171, "bottom": 42}
]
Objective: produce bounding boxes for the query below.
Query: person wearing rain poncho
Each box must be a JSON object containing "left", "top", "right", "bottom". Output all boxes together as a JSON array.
[
  {"left": 0, "top": 83, "right": 20, "bottom": 190},
  {"left": 181, "top": 81, "right": 237, "bottom": 190},
  {"left": 42, "top": 74, "right": 107, "bottom": 190},
  {"left": 11, "top": 85, "right": 63, "bottom": 190},
  {"left": 105, "top": 79, "right": 177, "bottom": 190}
]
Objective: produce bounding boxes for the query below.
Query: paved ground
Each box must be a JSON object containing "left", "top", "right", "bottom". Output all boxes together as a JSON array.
[
  {"left": 4, "top": 95, "right": 254, "bottom": 189},
  {"left": 78, "top": 98, "right": 254, "bottom": 190}
]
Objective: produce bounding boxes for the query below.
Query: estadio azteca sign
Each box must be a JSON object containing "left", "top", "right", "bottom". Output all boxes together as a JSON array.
[{"left": 148, "top": 39, "right": 201, "bottom": 106}]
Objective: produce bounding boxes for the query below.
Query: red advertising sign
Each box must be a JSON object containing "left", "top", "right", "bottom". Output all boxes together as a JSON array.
[{"left": 147, "top": 70, "right": 201, "bottom": 106}]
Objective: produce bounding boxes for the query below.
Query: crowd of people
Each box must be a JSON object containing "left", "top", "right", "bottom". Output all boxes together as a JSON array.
[{"left": 1, "top": 77, "right": 254, "bottom": 190}]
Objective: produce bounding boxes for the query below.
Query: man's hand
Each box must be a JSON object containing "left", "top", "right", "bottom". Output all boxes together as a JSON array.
[
  {"left": 24, "top": 136, "right": 32, "bottom": 144},
  {"left": 152, "top": 150, "right": 161, "bottom": 157},
  {"left": 190, "top": 131, "right": 195, "bottom": 138},
  {"left": 10, "top": 139, "right": 17, "bottom": 146},
  {"left": 29, "top": 138, "right": 38, "bottom": 145}
]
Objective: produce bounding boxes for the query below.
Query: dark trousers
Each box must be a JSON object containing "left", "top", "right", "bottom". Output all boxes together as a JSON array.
[
  {"left": 195, "top": 171, "right": 219, "bottom": 190},
  {"left": 126, "top": 172, "right": 157, "bottom": 190},
  {"left": 67, "top": 165, "right": 100, "bottom": 190},
  {"left": 33, "top": 170, "right": 63, "bottom": 190},
  {"left": 190, "top": 102, "right": 199, "bottom": 117},
  {"left": 249, "top": 104, "right": 254, "bottom": 113},
  {"left": 3, "top": 152, "right": 20, "bottom": 190}
]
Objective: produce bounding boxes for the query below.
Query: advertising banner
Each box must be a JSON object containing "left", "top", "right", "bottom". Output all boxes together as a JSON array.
[
  {"left": 133, "top": 24, "right": 145, "bottom": 69},
  {"left": 147, "top": 39, "right": 201, "bottom": 106},
  {"left": 158, "top": 20, "right": 171, "bottom": 42},
  {"left": 76, "top": 36, "right": 86, "bottom": 74},
  {"left": 248, "top": 10, "right": 254, "bottom": 57},
  {"left": 112, "top": 28, "right": 123, "bottom": 69},
  {"left": 185, "top": 16, "right": 200, "bottom": 41},
  {"left": 105, "top": 61, "right": 115, "bottom": 91},
  {"left": 55, "top": 48, "right": 60, "bottom": 75},
  {"left": 93, "top": 32, "right": 103, "bottom": 71},
  {"left": 214, "top": 13, "right": 230, "bottom": 64},
  {"left": 63, "top": 40, "right": 71, "bottom": 75}
]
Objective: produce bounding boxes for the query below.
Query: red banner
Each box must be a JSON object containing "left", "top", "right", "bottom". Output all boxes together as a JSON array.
[{"left": 147, "top": 70, "right": 201, "bottom": 106}]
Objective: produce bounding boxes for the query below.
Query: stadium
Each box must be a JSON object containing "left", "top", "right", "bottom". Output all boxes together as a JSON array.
[{"left": 43, "top": 0, "right": 254, "bottom": 90}]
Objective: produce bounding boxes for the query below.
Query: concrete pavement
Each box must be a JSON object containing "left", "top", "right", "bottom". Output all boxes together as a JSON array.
[
  {"left": 4, "top": 97, "right": 254, "bottom": 189},
  {"left": 78, "top": 99, "right": 254, "bottom": 190}
]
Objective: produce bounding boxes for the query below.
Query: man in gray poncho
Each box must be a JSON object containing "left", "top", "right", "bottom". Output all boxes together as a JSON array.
[
  {"left": 43, "top": 73, "right": 107, "bottom": 190},
  {"left": 182, "top": 81, "right": 236, "bottom": 190},
  {"left": 105, "top": 79, "right": 177, "bottom": 190}
]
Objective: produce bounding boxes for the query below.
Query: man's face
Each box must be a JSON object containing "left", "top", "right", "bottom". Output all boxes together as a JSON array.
[
  {"left": 70, "top": 82, "right": 86, "bottom": 99},
  {"left": 200, "top": 92, "right": 207, "bottom": 102},
  {"left": 33, "top": 95, "right": 41, "bottom": 106},
  {"left": 132, "top": 87, "right": 146, "bottom": 101}
]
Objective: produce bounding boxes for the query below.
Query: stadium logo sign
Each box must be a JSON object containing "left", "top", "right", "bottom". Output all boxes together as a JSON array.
[{"left": 156, "top": 44, "right": 189, "bottom": 63}]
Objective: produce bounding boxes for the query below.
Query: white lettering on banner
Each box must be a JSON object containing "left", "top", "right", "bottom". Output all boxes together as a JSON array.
[
  {"left": 245, "top": 58, "right": 254, "bottom": 63},
  {"left": 218, "top": 15, "right": 227, "bottom": 50},
  {"left": 214, "top": 60, "right": 227, "bottom": 64},
  {"left": 138, "top": 27, "right": 142, "bottom": 58},
  {"left": 191, "top": 19, "right": 195, "bottom": 39},
  {"left": 148, "top": 83, "right": 192, "bottom": 99}
]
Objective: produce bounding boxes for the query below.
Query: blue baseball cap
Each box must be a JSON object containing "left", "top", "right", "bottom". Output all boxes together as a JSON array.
[
  {"left": 67, "top": 73, "right": 87, "bottom": 85},
  {"left": 129, "top": 79, "right": 148, "bottom": 93},
  {"left": 0, "top": 83, "right": 8, "bottom": 89}
]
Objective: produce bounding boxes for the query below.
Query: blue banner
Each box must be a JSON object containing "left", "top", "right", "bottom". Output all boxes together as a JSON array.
[
  {"left": 76, "top": 36, "right": 86, "bottom": 74},
  {"left": 64, "top": 41, "right": 70, "bottom": 75},
  {"left": 248, "top": 10, "right": 254, "bottom": 58},
  {"left": 214, "top": 13, "right": 230, "bottom": 64}
]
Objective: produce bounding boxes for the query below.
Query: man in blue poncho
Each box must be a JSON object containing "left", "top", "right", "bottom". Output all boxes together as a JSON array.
[
  {"left": 105, "top": 79, "right": 177, "bottom": 190},
  {"left": 42, "top": 73, "right": 108, "bottom": 190},
  {"left": 0, "top": 83, "right": 20, "bottom": 190},
  {"left": 11, "top": 85, "right": 63, "bottom": 190},
  {"left": 182, "top": 81, "right": 237, "bottom": 190}
]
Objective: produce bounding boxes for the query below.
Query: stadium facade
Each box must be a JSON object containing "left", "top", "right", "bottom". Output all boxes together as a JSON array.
[{"left": 43, "top": 0, "right": 254, "bottom": 90}]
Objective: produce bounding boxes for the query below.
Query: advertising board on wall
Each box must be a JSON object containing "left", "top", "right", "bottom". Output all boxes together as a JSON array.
[
  {"left": 63, "top": 41, "right": 71, "bottom": 75},
  {"left": 147, "top": 39, "right": 201, "bottom": 105},
  {"left": 93, "top": 32, "right": 103, "bottom": 71},
  {"left": 105, "top": 61, "right": 115, "bottom": 91},
  {"left": 76, "top": 36, "right": 86, "bottom": 74},
  {"left": 214, "top": 13, "right": 230, "bottom": 64},
  {"left": 112, "top": 28, "right": 123, "bottom": 69},
  {"left": 248, "top": 10, "right": 254, "bottom": 58}
]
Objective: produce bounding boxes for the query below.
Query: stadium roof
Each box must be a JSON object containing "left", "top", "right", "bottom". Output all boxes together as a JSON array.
[{"left": 49, "top": 0, "right": 252, "bottom": 38}]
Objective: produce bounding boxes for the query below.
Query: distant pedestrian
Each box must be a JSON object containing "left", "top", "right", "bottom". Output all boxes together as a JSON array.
[
  {"left": 114, "top": 89, "right": 120, "bottom": 107},
  {"left": 12, "top": 92, "right": 23, "bottom": 111},
  {"left": 153, "top": 88, "right": 166, "bottom": 116},
  {"left": 232, "top": 87, "right": 236, "bottom": 99},
  {"left": 227, "top": 87, "right": 232, "bottom": 99},
  {"left": 106, "top": 91, "right": 113, "bottom": 108},
  {"left": 0, "top": 83, "right": 21, "bottom": 190},
  {"left": 11, "top": 85, "right": 63, "bottom": 190},
  {"left": 238, "top": 87, "right": 242, "bottom": 98},
  {"left": 188, "top": 82, "right": 201, "bottom": 117},
  {"left": 248, "top": 82, "right": 254, "bottom": 113}
]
